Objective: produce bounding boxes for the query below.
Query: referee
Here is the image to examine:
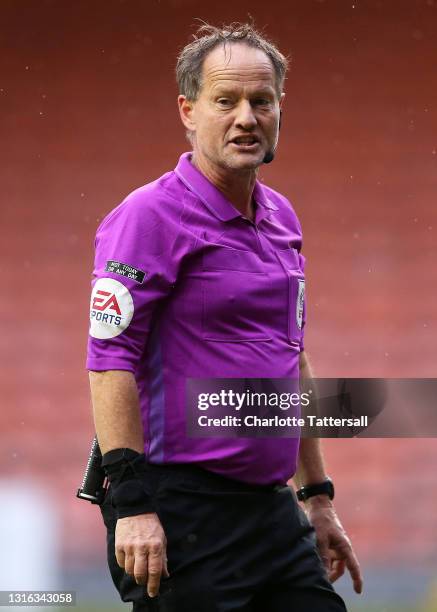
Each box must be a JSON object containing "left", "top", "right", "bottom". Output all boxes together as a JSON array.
[{"left": 87, "top": 22, "right": 362, "bottom": 611}]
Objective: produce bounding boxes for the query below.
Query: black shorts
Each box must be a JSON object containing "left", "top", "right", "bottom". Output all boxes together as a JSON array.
[{"left": 100, "top": 463, "right": 347, "bottom": 612}]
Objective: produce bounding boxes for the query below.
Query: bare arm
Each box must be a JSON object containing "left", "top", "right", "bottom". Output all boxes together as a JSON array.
[
  {"left": 89, "top": 370, "right": 144, "bottom": 454},
  {"left": 294, "top": 352, "right": 363, "bottom": 595},
  {"left": 89, "top": 370, "right": 168, "bottom": 598}
]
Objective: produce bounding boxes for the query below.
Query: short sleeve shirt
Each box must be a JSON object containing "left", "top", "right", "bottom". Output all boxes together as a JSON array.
[{"left": 86, "top": 152, "right": 306, "bottom": 486}]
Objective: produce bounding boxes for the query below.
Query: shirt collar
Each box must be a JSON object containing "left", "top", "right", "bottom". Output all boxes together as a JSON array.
[{"left": 174, "top": 152, "right": 278, "bottom": 223}]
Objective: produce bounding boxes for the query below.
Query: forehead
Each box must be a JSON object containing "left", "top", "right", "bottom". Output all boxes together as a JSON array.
[{"left": 201, "top": 43, "right": 277, "bottom": 92}]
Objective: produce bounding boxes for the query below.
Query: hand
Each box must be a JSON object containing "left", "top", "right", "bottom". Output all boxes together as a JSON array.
[
  {"left": 115, "top": 512, "right": 169, "bottom": 598},
  {"left": 304, "top": 496, "right": 363, "bottom": 594}
]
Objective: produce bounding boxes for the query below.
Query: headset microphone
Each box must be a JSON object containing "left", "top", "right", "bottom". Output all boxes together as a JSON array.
[{"left": 263, "top": 151, "right": 275, "bottom": 164}]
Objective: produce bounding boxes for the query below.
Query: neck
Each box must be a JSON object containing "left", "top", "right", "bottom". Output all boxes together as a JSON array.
[{"left": 191, "top": 152, "right": 257, "bottom": 221}]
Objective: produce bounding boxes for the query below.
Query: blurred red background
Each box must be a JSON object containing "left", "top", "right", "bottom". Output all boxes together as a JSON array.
[{"left": 1, "top": 0, "right": 436, "bottom": 606}]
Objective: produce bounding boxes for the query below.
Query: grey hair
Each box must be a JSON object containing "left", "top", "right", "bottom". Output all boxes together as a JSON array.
[{"left": 176, "top": 21, "right": 289, "bottom": 101}]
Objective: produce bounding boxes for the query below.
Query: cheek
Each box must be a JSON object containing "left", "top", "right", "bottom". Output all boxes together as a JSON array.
[
  {"left": 200, "top": 115, "right": 229, "bottom": 142},
  {"left": 259, "top": 115, "right": 276, "bottom": 132}
]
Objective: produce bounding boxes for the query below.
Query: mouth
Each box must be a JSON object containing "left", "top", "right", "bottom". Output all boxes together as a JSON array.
[{"left": 228, "top": 135, "right": 261, "bottom": 151}]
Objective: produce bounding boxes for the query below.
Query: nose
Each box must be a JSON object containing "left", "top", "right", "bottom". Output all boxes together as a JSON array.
[{"left": 234, "top": 100, "right": 257, "bottom": 130}]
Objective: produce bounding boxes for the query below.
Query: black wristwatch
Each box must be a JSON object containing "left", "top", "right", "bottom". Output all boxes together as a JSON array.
[{"left": 296, "top": 478, "right": 335, "bottom": 502}]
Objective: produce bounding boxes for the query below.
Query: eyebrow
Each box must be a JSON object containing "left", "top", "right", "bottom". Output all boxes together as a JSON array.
[{"left": 211, "top": 86, "right": 275, "bottom": 97}]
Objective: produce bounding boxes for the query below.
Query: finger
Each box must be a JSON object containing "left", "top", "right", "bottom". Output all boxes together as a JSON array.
[
  {"left": 115, "top": 547, "right": 126, "bottom": 570},
  {"left": 133, "top": 551, "right": 148, "bottom": 586},
  {"left": 329, "top": 559, "right": 346, "bottom": 583},
  {"left": 147, "top": 545, "right": 164, "bottom": 598},
  {"left": 344, "top": 547, "right": 363, "bottom": 594},
  {"left": 124, "top": 553, "right": 135, "bottom": 577}
]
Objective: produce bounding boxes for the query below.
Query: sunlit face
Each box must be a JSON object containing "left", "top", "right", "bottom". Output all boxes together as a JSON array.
[{"left": 178, "top": 43, "right": 284, "bottom": 173}]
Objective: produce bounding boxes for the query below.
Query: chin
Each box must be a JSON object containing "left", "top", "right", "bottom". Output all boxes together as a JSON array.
[{"left": 225, "top": 153, "right": 264, "bottom": 171}]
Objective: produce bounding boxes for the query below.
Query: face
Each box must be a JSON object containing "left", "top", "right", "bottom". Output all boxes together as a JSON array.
[{"left": 178, "top": 43, "right": 284, "bottom": 173}]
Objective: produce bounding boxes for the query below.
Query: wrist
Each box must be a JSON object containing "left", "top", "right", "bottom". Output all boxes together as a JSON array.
[
  {"left": 101, "top": 448, "right": 144, "bottom": 475},
  {"left": 304, "top": 494, "right": 334, "bottom": 509},
  {"left": 102, "top": 448, "right": 156, "bottom": 518}
]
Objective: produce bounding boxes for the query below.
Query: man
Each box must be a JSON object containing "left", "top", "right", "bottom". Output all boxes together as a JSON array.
[{"left": 87, "top": 22, "right": 363, "bottom": 611}]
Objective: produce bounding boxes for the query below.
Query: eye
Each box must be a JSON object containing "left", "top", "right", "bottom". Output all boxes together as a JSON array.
[
  {"left": 252, "top": 98, "right": 271, "bottom": 107},
  {"left": 217, "top": 98, "right": 233, "bottom": 107}
]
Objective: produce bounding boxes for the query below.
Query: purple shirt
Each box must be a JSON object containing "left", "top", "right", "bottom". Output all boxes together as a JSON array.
[{"left": 87, "top": 152, "right": 306, "bottom": 485}]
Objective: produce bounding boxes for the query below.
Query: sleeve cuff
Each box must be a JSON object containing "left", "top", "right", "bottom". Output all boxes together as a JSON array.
[{"left": 86, "top": 356, "right": 137, "bottom": 373}]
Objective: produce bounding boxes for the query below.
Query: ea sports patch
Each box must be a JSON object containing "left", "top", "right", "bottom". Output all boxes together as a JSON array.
[
  {"left": 296, "top": 279, "right": 305, "bottom": 330},
  {"left": 89, "top": 278, "right": 134, "bottom": 339}
]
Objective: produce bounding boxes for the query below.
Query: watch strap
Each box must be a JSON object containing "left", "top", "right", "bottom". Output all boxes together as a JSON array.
[{"left": 296, "top": 478, "right": 334, "bottom": 502}]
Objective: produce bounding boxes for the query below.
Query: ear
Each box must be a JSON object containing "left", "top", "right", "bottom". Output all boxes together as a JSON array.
[
  {"left": 178, "top": 95, "right": 196, "bottom": 133},
  {"left": 279, "top": 92, "right": 285, "bottom": 109}
]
